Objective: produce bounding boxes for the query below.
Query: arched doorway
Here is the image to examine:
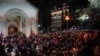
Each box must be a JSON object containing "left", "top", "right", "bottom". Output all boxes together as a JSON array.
[
  {"left": 7, "top": 22, "right": 18, "bottom": 35},
  {"left": 5, "top": 8, "right": 29, "bottom": 35},
  {"left": 8, "top": 26, "right": 18, "bottom": 35}
]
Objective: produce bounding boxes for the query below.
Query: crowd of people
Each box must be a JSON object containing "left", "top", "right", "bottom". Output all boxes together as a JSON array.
[{"left": 0, "top": 30, "right": 100, "bottom": 56}]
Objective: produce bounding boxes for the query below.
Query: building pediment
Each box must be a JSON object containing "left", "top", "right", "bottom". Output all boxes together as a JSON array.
[{"left": 0, "top": 0, "right": 39, "bottom": 18}]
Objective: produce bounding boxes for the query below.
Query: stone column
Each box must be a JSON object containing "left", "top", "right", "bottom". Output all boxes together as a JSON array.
[
  {"left": 17, "top": 16, "right": 22, "bottom": 32},
  {"left": 36, "top": 12, "right": 38, "bottom": 34}
]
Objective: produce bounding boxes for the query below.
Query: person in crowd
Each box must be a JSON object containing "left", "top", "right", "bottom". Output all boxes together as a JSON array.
[{"left": 0, "top": 30, "right": 99, "bottom": 56}]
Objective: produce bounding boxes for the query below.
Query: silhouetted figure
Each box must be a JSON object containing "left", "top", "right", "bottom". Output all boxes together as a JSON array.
[{"left": 0, "top": 43, "right": 6, "bottom": 56}]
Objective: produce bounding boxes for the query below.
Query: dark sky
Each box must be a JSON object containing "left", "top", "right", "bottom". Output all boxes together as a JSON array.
[
  {"left": 28, "top": 0, "right": 89, "bottom": 9},
  {"left": 27, "top": 0, "right": 89, "bottom": 29}
]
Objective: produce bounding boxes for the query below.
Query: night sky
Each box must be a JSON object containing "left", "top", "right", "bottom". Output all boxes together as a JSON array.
[{"left": 27, "top": 0, "right": 89, "bottom": 29}]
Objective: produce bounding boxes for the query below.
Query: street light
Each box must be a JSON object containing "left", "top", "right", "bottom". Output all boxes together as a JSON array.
[
  {"left": 65, "top": 16, "right": 70, "bottom": 29},
  {"left": 85, "top": 14, "right": 89, "bottom": 20}
]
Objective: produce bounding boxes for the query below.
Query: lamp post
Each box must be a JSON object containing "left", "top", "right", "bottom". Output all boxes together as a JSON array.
[{"left": 65, "top": 16, "right": 70, "bottom": 29}]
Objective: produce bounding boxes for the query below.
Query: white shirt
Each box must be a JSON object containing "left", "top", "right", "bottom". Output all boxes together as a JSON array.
[{"left": 11, "top": 51, "right": 16, "bottom": 56}]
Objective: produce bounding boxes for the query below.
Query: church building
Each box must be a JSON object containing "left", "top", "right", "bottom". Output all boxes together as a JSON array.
[{"left": 0, "top": 0, "right": 39, "bottom": 37}]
